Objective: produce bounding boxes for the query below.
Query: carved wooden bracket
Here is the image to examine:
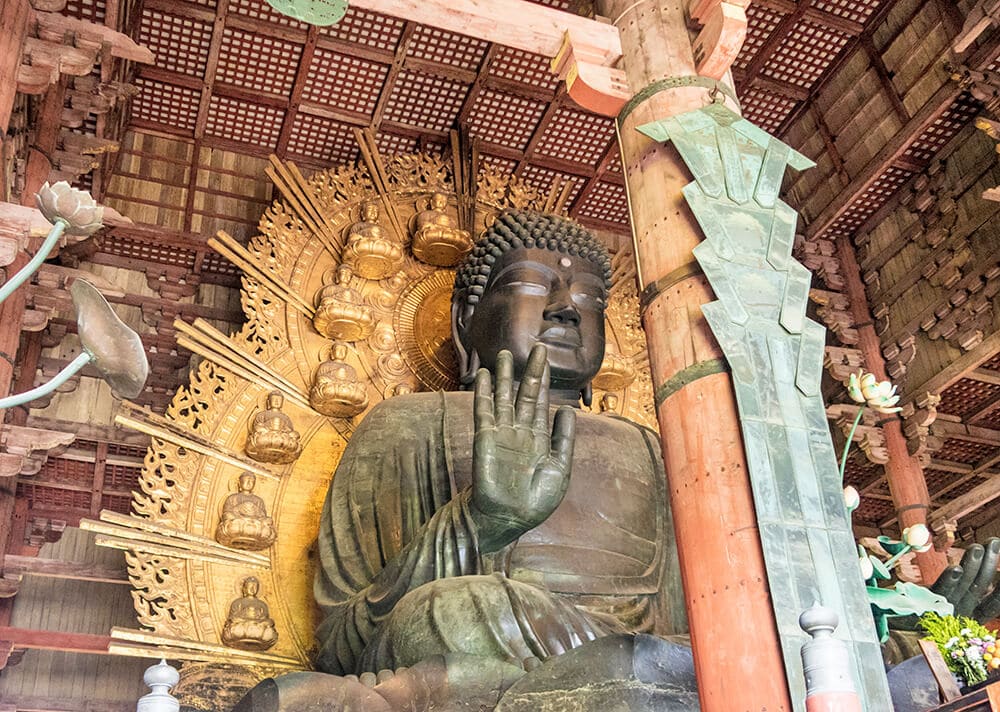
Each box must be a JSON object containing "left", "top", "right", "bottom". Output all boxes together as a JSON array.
[
  {"left": 796, "top": 236, "right": 845, "bottom": 290},
  {"left": 882, "top": 334, "right": 917, "bottom": 380},
  {"left": 0, "top": 424, "right": 74, "bottom": 477},
  {"left": 827, "top": 404, "right": 890, "bottom": 465},
  {"left": 17, "top": 11, "right": 154, "bottom": 94},
  {"left": 810, "top": 288, "right": 858, "bottom": 345},
  {"left": 689, "top": 0, "right": 749, "bottom": 80},
  {"left": 900, "top": 392, "right": 942, "bottom": 464},
  {"left": 823, "top": 345, "right": 863, "bottom": 384},
  {"left": 953, "top": 0, "right": 1000, "bottom": 53},
  {"left": 550, "top": 32, "right": 630, "bottom": 117},
  {"left": 920, "top": 265, "right": 1000, "bottom": 351}
]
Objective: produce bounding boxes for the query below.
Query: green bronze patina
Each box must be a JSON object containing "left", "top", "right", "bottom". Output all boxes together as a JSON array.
[
  {"left": 236, "top": 211, "right": 696, "bottom": 711},
  {"left": 264, "top": 0, "right": 347, "bottom": 26},
  {"left": 637, "top": 102, "right": 894, "bottom": 711}
]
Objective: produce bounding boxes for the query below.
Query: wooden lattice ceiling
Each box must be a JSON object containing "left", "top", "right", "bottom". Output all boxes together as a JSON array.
[{"left": 11, "top": 0, "right": 1000, "bottom": 543}]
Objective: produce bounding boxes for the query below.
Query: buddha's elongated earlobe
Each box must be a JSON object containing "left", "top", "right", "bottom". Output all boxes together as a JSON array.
[{"left": 581, "top": 382, "right": 593, "bottom": 407}]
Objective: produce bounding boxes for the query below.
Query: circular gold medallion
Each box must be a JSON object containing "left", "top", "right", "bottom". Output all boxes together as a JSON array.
[{"left": 394, "top": 270, "right": 459, "bottom": 391}]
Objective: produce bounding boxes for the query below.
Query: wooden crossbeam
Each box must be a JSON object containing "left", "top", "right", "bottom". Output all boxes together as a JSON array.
[
  {"left": 3, "top": 554, "right": 127, "bottom": 584},
  {"left": 0, "top": 627, "right": 112, "bottom": 655},
  {"left": 348, "top": 0, "right": 622, "bottom": 65},
  {"left": 805, "top": 31, "right": 1000, "bottom": 239},
  {"left": 0, "top": 696, "right": 132, "bottom": 712}
]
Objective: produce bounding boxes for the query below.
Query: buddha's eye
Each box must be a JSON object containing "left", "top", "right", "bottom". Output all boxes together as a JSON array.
[{"left": 499, "top": 280, "right": 549, "bottom": 296}]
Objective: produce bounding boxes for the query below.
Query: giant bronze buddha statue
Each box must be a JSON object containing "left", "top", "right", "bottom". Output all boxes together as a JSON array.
[{"left": 236, "top": 211, "right": 697, "bottom": 710}]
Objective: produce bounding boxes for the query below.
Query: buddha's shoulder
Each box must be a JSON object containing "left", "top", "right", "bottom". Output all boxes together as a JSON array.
[{"left": 357, "top": 391, "right": 471, "bottom": 427}]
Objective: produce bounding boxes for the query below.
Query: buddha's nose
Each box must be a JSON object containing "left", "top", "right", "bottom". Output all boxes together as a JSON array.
[{"left": 543, "top": 292, "right": 581, "bottom": 325}]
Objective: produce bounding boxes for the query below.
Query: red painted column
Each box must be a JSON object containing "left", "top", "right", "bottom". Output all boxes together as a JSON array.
[
  {"left": 837, "top": 235, "right": 947, "bottom": 582},
  {"left": 596, "top": 1, "right": 792, "bottom": 709}
]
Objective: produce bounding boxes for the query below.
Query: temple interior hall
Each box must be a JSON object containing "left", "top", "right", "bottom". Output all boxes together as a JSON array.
[{"left": 1, "top": 0, "right": 1000, "bottom": 709}]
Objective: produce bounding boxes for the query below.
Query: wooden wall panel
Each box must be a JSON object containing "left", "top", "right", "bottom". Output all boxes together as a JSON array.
[{"left": 0, "top": 529, "right": 147, "bottom": 705}]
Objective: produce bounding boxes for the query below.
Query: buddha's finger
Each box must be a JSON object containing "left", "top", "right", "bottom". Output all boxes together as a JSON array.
[
  {"left": 975, "top": 578, "right": 1000, "bottom": 622},
  {"left": 931, "top": 565, "right": 964, "bottom": 601},
  {"left": 953, "top": 544, "right": 985, "bottom": 616},
  {"left": 533, "top": 361, "right": 551, "bottom": 434},
  {"left": 549, "top": 406, "right": 576, "bottom": 471},
  {"left": 958, "top": 538, "right": 1000, "bottom": 615},
  {"left": 515, "top": 344, "right": 547, "bottom": 425},
  {"left": 495, "top": 350, "right": 515, "bottom": 426},
  {"left": 474, "top": 368, "right": 495, "bottom": 429}
]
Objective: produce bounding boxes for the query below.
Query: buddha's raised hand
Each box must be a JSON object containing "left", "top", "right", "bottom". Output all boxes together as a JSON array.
[{"left": 470, "top": 345, "right": 575, "bottom": 553}]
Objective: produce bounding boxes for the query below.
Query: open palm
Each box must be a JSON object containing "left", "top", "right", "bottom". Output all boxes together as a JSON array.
[{"left": 470, "top": 345, "right": 575, "bottom": 553}]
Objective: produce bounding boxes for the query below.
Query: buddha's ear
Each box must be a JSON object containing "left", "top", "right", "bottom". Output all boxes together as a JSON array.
[
  {"left": 581, "top": 382, "right": 593, "bottom": 407},
  {"left": 451, "top": 300, "right": 478, "bottom": 386}
]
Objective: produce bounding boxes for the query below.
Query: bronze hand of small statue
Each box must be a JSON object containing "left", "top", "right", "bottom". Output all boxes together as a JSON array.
[
  {"left": 889, "top": 538, "right": 1000, "bottom": 635},
  {"left": 932, "top": 538, "right": 1000, "bottom": 620},
  {"left": 469, "top": 345, "right": 576, "bottom": 553}
]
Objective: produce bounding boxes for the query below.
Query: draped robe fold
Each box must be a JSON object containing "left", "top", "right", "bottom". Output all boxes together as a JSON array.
[{"left": 314, "top": 391, "right": 683, "bottom": 675}]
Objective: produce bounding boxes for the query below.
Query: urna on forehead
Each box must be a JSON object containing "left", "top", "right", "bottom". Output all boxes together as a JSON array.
[{"left": 453, "top": 211, "right": 613, "bottom": 306}]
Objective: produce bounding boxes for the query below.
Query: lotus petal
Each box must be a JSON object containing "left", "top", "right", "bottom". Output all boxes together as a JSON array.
[{"left": 71, "top": 278, "right": 149, "bottom": 399}]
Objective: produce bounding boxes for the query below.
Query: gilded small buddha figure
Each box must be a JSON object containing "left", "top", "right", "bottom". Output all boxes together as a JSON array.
[
  {"left": 309, "top": 343, "right": 369, "bottom": 418},
  {"left": 599, "top": 392, "right": 620, "bottom": 414},
  {"left": 245, "top": 392, "right": 302, "bottom": 465},
  {"left": 592, "top": 345, "right": 636, "bottom": 392},
  {"left": 311, "top": 265, "right": 375, "bottom": 342},
  {"left": 222, "top": 576, "right": 278, "bottom": 651},
  {"left": 410, "top": 192, "right": 473, "bottom": 267},
  {"left": 216, "top": 472, "right": 277, "bottom": 551},
  {"left": 342, "top": 200, "right": 403, "bottom": 280}
]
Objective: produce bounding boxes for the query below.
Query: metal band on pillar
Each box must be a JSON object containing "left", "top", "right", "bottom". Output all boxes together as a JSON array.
[{"left": 618, "top": 76, "right": 741, "bottom": 123}]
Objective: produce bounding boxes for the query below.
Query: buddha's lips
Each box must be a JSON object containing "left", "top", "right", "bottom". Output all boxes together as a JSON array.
[{"left": 538, "top": 326, "right": 582, "bottom": 347}]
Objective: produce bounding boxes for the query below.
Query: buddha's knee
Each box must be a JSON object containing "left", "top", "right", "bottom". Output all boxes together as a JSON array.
[
  {"left": 361, "top": 574, "right": 524, "bottom": 670},
  {"left": 361, "top": 573, "right": 610, "bottom": 672}
]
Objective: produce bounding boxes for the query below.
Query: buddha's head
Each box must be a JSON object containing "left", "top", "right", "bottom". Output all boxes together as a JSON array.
[
  {"left": 430, "top": 192, "right": 448, "bottom": 210},
  {"left": 238, "top": 471, "right": 257, "bottom": 493},
  {"left": 361, "top": 201, "right": 379, "bottom": 222},
  {"left": 242, "top": 576, "right": 260, "bottom": 598},
  {"left": 452, "top": 211, "right": 612, "bottom": 404}
]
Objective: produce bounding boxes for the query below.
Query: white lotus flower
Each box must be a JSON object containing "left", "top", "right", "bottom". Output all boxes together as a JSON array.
[
  {"left": 843, "top": 485, "right": 860, "bottom": 513},
  {"left": 35, "top": 181, "right": 103, "bottom": 236},
  {"left": 902, "top": 523, "right": 932, "bottom": 552},
  {"left": 847, "top": 370, "right": 902, "bottom": 414}
]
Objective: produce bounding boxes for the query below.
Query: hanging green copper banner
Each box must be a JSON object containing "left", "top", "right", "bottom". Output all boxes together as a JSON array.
[
  {"left": 265, "top": 0, "right": 348, "bottom": 26},
  {"left": 637, "top": 102, "right": 893, "bottom": 711}
]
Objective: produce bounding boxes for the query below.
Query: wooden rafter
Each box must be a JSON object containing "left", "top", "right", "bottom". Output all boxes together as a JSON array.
[{"left": 805, "top": 26, "right": 1000, "bottom": 240}]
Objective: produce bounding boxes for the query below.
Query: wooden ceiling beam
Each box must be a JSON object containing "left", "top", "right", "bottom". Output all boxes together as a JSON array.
[
  {"left": 775, "top": 0, "right": 914, "bottom": 136},
  {"left": 457, "top": 45, "right": 500, "bottom": 126},
  {"left": 348, "top": 0, "right": 622, "bottom": 65},
  {"left": 932, "top": 418, "right": 1000, "bottom": 446},
  {"left": 141, "top": 0, "right": 215, "bottom": 22},
  {"left": 515, "top": 85, "right": 567, "bottom": 176},
  {"left": 277, "top": 25, "right": 319, "bottom": 158},
  {"left": 805, "top": 31, "right": 1000, "bottom": 240},
  {"left": 969, "top": 367, "right": 1000, "bottom": 386},
  {"left": 371, "top": 23, "right": 416, "bottom": 133},
  {"left": 0, "top": 627, "right": 112, "bottom": 655},
  {"left": 751, "top": 75, "right": 810, "bottom": 101},
  {"left": 568, "top": 137, "right": 621, "bottom": 218},
  {"left": 860, "top": 34, "right": 909, "bottom": 122},
  {"left": 910, "top": 330, "right": 1000, "bottom": 402},
  {"left": 739, "top": 0, "right": 814, "bottom": 90},
  {"left": 4, "top": 554, "right": 127, "bottom": 584}
]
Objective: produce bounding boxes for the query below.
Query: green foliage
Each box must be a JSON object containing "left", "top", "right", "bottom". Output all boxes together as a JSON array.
[{"left": 920, "top": 612, "right": 999, "bottom": 686}]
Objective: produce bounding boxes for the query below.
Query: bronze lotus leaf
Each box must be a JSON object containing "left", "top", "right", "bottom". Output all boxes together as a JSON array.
[
  {"left": 71, "top": 278, "right": 149, "bottom": 399},
  {"left": 36, "top": 181, "right": 104, "bottom": 237}
]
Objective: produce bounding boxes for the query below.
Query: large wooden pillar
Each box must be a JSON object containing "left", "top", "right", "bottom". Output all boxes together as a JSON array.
[
  {"left": 837, "top": 235, "right": 948, "bottom": 582},
  {"left": 0, "top": 0, "right": 31, "bottom": 135},
  {"left": 596, "top": 1, "right": 792, "bottom": 709}
]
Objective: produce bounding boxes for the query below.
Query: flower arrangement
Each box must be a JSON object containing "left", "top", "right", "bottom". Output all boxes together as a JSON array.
[{"left": 920, "top": 612, "right": 1000, "bottom": 687}]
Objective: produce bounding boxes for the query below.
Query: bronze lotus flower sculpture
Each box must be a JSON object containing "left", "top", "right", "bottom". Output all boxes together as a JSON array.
[
  {"left": 36, "top": 181, "right": 104, "bottom": 237},
  {"left": 72, "top": 278, "right": 149, "bottom": 400}
]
